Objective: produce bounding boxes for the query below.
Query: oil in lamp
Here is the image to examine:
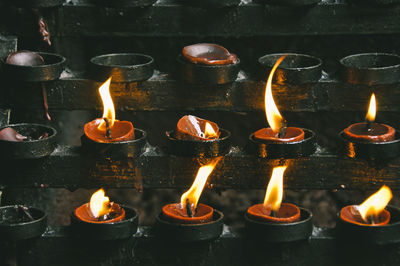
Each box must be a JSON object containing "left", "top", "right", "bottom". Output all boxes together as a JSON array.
[
  {"left": 343, "top": 93, "right": 395, "bottom": 143},
  {"left": 247, "top": 166, "right": 300, "bottom": 223},
  {"left": 254, "top": 56, "right": 304, "bottom": 143},
  {"left": 74, "top": 189, "right": 125, "bottom": 223},
  {"left": 161, "top": 159, "right": 220, "bottom": 224},
  {"left": 84, "top": 77, "right": 135, "bottom": 143},
  {"left": 340, "top": 185, "right": 392, "bottom": 226},
  {"left": 174, "top": 115, "right": 220, "bottom": 141}
]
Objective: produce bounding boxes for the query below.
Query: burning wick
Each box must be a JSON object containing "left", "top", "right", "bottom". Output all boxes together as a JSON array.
[
  {"left": 161, "top": 159, "right": 220, "bottom": 224},
  {"left": 253, "top": 56, "right": 304, "bottom": 143},
  {"left": 247, "top": 166, "right": 301, "bottom": 223},
  {"left": 103, "top": 117, "right": 112, "bottom": 139},
  {"left": 343, "top": 93, "right": 395, "bottom": 143},
  {"left": 340, "top": 185, "right": 392, "bottom": 226}
]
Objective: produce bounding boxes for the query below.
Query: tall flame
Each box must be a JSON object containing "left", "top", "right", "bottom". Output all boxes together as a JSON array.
[
  {"left": 98, "top": 77, "right": 115, "bottom": 131},
  {"left": 265, "top": 56, "right": 286, "bottom": 133},
  {"left": 365, "top": 93, "right": 376, "bottom": 123},
  {"left": 204, "top": 122, "right": 218, "bottom": 138},
  {"left": 358, "top": 185, "right": 392, "bottom": 222},
  {"left": 263, "top": 166, "right": 288, "bottom": 212},
  {"left": 89, "top": 189, "right": 111, "bottom": 218},
  {"left": 180, "top": 159, "right": 220, "bottom": 210}
]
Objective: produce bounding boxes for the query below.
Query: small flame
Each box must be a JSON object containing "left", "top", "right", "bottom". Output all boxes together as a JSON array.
[
  {"left": 89, "top": 189, "right": 111, "bottom": 218},
  {"left": 180, "top": 159, "right": 220, "bottom": 210},
  {"left": 98, "top": 77, "right": 115, "bottom": 131},
  {"left": 204, "top": 122, "right": 218, "bottom": 138},
  {"left": 263, "top": 166, "right": 288, "bottom": 212},
  {"left": 358, "top": 185, "right": 392, "bottom": 223},
  {"left": 264, "top": 56, "right": 287, "bottom": 133},
  {"left": 365, "top": 93, "right": 376, "bottom": 123}
]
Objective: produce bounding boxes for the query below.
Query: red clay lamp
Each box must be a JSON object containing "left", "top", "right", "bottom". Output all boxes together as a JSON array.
[
  {"left": 162, "top": 159, "right": 220, "bottom": 224},
  {"left": 182, "top": 43, "right": 238, "bottom": 66},
  {"left": 343, "top": 93, "right": 395, "bottom": 142},
  {"left": 74, "top": 188, "right": 125, "bottom": 224},
  {"left": 174, "top": 115, "right": 220, "bottom": 141},
  {"left": 84, "top": 77, "right": 134, "bottom": 143},
  {"left": 254, "top": 56, "right": 304, "bottom": 143},
  {"left": 247, "top": 166, "right": 301, "bottom": 223},
  {"left": 340, "top": 185, "right": 392, "bottom": 226}
]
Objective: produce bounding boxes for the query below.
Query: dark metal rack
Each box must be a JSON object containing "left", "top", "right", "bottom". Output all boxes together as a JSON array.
[{"left": 1, "top": 0, "right": 400, "bottom": 265}]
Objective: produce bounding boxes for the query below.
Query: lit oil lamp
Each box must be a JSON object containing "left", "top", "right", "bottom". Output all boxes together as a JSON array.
[
  {"left": 162, "top": 159, "right": 220, "bottom": 224},
  {"left": 340, "top": 185, "right": 392, "bottom": 226},
  {"left": 254, "top": 56, "right": 304, "bottom": 143},
  {"left": 249, "top": 55, "right": 316, "bottom": 158},
  {"left": 156, "top": 159, "right": 224, "bottom": 242},
  {"left": 245, "top": 165, "right": 313, "bottom": 242},
  {"left": 174, "top": 115, "right": 220, "bottom": 141},
  {"left": 337, "top": 185, "right": 400, "bottom": 245},
  {"left": 74, "top": 189, "right": 125, "bottom": 224},
  {"left": 166, "top": 115, "right": 231, "bottom": 157},
  {"left": 343, "top": 93, "right": 395, "bottom": 143},
  {"left": 247, "top": 166, "right": 300, "bottom": 223},
  {"left": 84, "top": 77, "right": 134, "bottom": 143},
  {"left": 71, "top": 189, "right": 139, "bottom": 240}
]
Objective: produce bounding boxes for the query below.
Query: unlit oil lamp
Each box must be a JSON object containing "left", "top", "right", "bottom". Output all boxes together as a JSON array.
[
  {"left": 71, "top": 189, "right": 138, "bottom": 240},
  {"left": 245, "top": 166, "right": 313, "bottom": 242},
  {"left": 338, "top": 185, "right": 400, "bottom": 245},
  {"left": 0, "top": 205, "right": 47, "bottom": 241},
  {"left": 177, "top": 43, "right": 240, "bottom": 84},
  {"left": 156, "top": 159, "right": 224, "bottom": 242},
  {"left": 249, "top": 55, "right": 316, "bottom": 158},
  {"left": 4, "top": 50, "right": 66, "bottom": 121},
  {"left": 166, "top": 115, "right": 231, "bottom": 157},
  {"left": 340, "top": 93, "right": 400, "bottom": 160},
  {"left": 81, "top": 77, "right": 147, "bottom": 157},
  {"left": 0, "top": 123, "right": 57, "bottom": 159}
]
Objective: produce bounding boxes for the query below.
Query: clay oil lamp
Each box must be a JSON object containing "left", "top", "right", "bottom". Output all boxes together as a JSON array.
[
  {"left": 89, "top": 53, "right": 154, "bottom": 82},
  {"left": 156, "top": 159, "right": 224, "bottom": 242},
  {"left": 4, "top": 50, "right": 66, "bottom": 121},
  {"left": 248, "top": 55, "right": 316, "bottom": 158},
  {"left": 166, "top": 115, "right": 231, "bottom": 157},
  {"left": 71, "top": 189, "right": 138, "bottom": 240},
  {"left": 0, "top": 123, "right": 57, "bottom": 159},
  {"left": 81, "top": 77, "right": 147, "bottom": 157},
  {"left": 340, "top": 93, "right": 400, "bottom": 160},
  {"left": 177, "top": 43, "right": 240, "bottom": 84},
  {"left": 0, "top": 205, "right": 47, "bottom": 241},
  {"left": 338, "top": 185, "right": 400, "bottom": 245},
  {"left": 245, "top": 166, "right": 313, "bottom": 242}
]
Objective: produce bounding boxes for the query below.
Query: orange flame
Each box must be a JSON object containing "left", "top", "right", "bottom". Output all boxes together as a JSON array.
[
  {"left": 358, "top": 185, "right": 392, "bottom": 222},
  {"left": 365, "top": 93, "right": 376, "bottom": 123},
  {"left": 263, "top": 166, "right": 288, "bottom": 212},
  {"left": 264, "top": 56, "right": 286, "bottom": 133},
  {"left": 180, "top": 159, "right": 220, "bottom": 210},
  {"left": 98, "top": 77, "right": 115, "bottom": 131},
  {"left": 204, "top": 122, "right": 218, "bottom": 139},
  {"left": 89, "top": 189, "right": 111, "bottom": 218}
]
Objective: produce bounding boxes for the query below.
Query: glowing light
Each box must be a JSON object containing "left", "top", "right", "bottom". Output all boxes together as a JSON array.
[
  {"left": 263, "top": 166, "right": 288, "bottom": 212},
  {"left": 365, "top": 93, "right": 376, "bottom": 123},
  {"left": 89, "top": 189, "right": 111, "bottom": 218},
  {"left": 97, "top": 77, "right": 115, "bottom": 131},
  {"left": 358, "top": 185, "right": 392, "bottom": 222}
]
